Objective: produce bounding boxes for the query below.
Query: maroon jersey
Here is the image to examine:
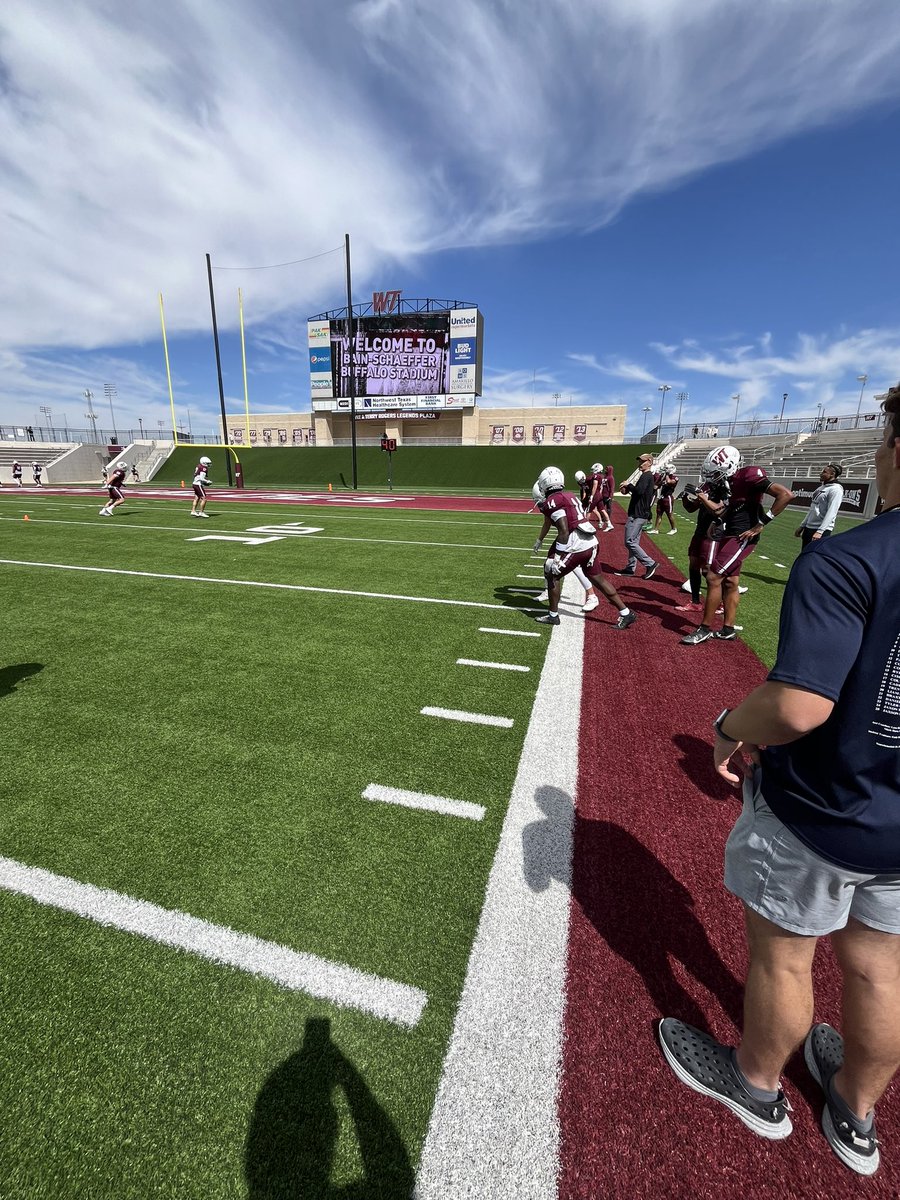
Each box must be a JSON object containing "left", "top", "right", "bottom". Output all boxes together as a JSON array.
[
  {"left": 584, "top": 471, "right": 603, "bottom": 508},
  {"left": 542, "top": 490, "right": 595, "bottom": 551},
  {"left": 109, "top": 467, "right": 127, "bottom": 488},
  {"left": 718, "top": 465, "right": 769, "bottom": 536},
  {"left": 602, "top": 470, "right": 615, "bottom": 501}
]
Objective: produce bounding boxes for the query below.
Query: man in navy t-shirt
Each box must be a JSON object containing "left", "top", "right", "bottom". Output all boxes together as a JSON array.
[{"left": 658, "top": 385, "right": 900, "bottom": 1178}]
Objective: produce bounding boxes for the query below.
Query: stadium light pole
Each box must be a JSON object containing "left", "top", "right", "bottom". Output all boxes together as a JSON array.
[
  {"left": 205, "top": 253, "right": 234, "bottom": 485},
  {"left": 641, "top": 405, "right": 653, "bottom": 437},
  {"left": 552, "top": 392, "right": 561, "bottom": 408},
  {"left": 104, "top": 382, "right": 118, "bottom": 442},
  {"left": 779, "top": 392, "right": 788, "bottom": 424},
  {"left": 83, "top": 390, "right": 98, "bottom": 442},
  {"left": 345, "top": 233, "right": 358, "bottom": 490},
  {"left": 657, "top": 384, "right": 671, "bottom": 438},
  {"left": 731, "top": 392, "right": 741, "bottom": 437},
  {"left": 39, "top": 405, "right": 53, "bottom": 439},
  {"left": 675, "top": 391, "right": 688, "bottom": 440},
  {"left": 855, "top": 373, "right": 868, "bottom": 428}
]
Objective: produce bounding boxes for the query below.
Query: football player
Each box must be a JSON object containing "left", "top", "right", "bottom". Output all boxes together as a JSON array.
[
  {"left": 680, "top": 446, "right": 794, "bottom": 644},
  {"left": 32, "top": 462, "right": 43, "bottom": 487},
  {"left": 586, "top": 461, "right": 614, "bottom": 532},
  {"left": 99, "top": 461, "right": 127, "bottom": 515},
  {"left": 191, "top": 456, "right": 213, "bottom": 518},
  {"left": 12, "top": 461, "right": 23, "bottom": 487},
  {"left": 532, "top": 466, "right": 636, "bottom": 628},
  {"left": 650, "top": 465, "right": 679, "bottom": 535}
]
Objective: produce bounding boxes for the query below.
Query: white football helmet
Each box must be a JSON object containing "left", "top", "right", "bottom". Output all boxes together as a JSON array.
[
  {"left": 574, "top": 470, "right": 586, "bottom": 484},
  {"left": 199, "top": 456, "right": 212, "bottom": 465},
  {"left": 590, "top": 462, "right": 603, "bottom": 473},
  {"left": 531, "top": 481, "right": 543, "bottom": 504},
  {"left": 536, "top": 465, "right": 564, "bottom": 497},
  {"left": 701, "top": 445, "right": 741, "bottom": 482}
]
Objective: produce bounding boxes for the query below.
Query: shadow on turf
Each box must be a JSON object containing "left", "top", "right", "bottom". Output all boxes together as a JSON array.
[
  {"left": 244, "top": 1016, "right": 413, "bottom": 1199},
  {"left": 671, "top": 733, "right": 738, "bottom": 802},
  {"left": 493, "top": 584, "right": 544, "bottom": 612},
  {"left": 0, "top": 662, "right": 44, "bottom": 698},
  {"left": 522, "top": 787, "right": 743, "bottom": 1030}
]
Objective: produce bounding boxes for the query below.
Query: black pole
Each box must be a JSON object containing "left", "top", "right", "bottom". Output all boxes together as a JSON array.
[
  {"left": 345, "top": 233, "right": 358, "bottom": 490},
  {"left": 779, "top": 393, "right": 788, "bottom": 423},
  {"left": 206, "top": 253, "right": 233, "bottom": 486}
]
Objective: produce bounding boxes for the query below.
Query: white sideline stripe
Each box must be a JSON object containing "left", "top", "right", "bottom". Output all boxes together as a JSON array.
[
  {"left": 0, "top": 560, "right": 540, "bottom": 613},
  {"left": 457, "top": 659, "right": 530, "bottom": 673},
  {"left": 774, "top": 562, "right": 787, "bottom": 568},
  {"left": 414, "top": 574, "right": 579, "bottom": 1198},
  {"left": 362, "top": 784, "right": 485, "bottom": 822},
  {"left": 516, "top": 574, "right": 544, "bottom": 580},
  {"left": 478, "top": 627, "right": 540, "bottom": 638},
  {"left": 0, "top": 855, "right": 425, "bottom": 1027},
  {"left": 508, "top": 587, "right": 541, "bottom": 594},
  {"left": 421, "top": 707, "right": 513, "bottom": 728}
]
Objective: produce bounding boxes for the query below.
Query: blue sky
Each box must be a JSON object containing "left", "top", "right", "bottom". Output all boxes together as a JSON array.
[{"left": 2, "top": 0, "right": 900, "bottom": 441}]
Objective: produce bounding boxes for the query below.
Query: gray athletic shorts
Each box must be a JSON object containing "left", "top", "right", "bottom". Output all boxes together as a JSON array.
[{"left": 724, "top": 771, "right": 900, "bottom": 936}]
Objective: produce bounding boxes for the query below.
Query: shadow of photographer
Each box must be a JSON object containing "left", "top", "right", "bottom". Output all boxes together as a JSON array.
[{"left": 245, "top": 1016, "right": 413, "bottom": 1200}]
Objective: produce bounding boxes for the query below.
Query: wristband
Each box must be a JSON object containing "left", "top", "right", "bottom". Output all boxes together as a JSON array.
[
  {"left": 714, "top": 708, "right": 739, "bottom": 744},
  {"left": 759, "top": 509, "right": 775, "bottom": 524}
]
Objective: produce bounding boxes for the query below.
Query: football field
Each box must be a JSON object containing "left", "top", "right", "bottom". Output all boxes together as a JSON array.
[
  {"left": 0, "top": 490, "right": 557, "bottom": 1198},
  {"left": 0, "top": 487, "right": 860, "bottom": 1197}
]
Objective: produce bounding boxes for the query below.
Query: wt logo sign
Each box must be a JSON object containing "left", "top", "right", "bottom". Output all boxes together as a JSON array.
[{"left": 372, "top": 289, "right": 402, "bottom": 315}]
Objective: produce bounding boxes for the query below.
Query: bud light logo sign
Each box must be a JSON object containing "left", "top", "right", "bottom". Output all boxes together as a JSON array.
[{"left": 450, "top": 339, "right": 475, "bottom": 365}]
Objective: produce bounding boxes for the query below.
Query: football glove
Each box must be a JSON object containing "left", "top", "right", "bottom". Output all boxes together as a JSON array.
[{"left": 533, "top": 538, "right": 543, "bottom": 553}]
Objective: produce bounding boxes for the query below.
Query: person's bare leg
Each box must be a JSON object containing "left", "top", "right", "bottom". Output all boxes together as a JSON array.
[
  {"left": 722, "top": 574, "right": 741, "bottom": 625},
  {"left": 701, "top": 572, "right": 724, "bottom": 627},
  {"left": 546, "top": 575, "right": 562, "bottom": 613},
  {"left": 735, "top": 905, "right": 817, "bottom": 1092},
  {"left": 830, "top": 919, "right": 900, "bottom": 1118},
  {"left": 587, "top": 569, "right": 627, "bottom": 613}
]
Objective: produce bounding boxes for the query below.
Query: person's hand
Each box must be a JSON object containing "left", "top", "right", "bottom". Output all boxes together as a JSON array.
[
  {"left": 533, "top": 538, "right": 543, "bottom": 553},
  {"left": 548, "top": 557, "right": 564, "bottom": 576},
  {"left": 714, "top": 733, "right": 745, "bottom": 786},
  {"left": 738, "top": 524, "right": 763, "bottom": 542},
  {"left": 812, "top": 531, "right": 823, "bottom": 540}
]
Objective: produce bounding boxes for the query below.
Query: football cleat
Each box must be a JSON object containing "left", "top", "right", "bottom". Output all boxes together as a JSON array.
[
  {"left": 675, "top": 600, "right": 703, "bottom": 612},
  {"left": 616, "top": 610, "right": 638, "bottom": 630},
  {"left": 715, "top": 628, "right": 738, "bottom": 641},
  {"left": 582, "top": 595, "right": 600, "bottom": 612},
  {"left": 681, "top": 627, "right": 715, "bottom": 645},
  {"left": 644, "top": 562, "right": 659, "bottom": 580},
  {"left": 536, "top": 612, "right": 560, "bottom": 625}
]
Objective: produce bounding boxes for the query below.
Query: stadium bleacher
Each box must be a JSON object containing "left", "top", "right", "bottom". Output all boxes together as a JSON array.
[{"left": 660, "top": 428, "right": 884, "bottom": 484}]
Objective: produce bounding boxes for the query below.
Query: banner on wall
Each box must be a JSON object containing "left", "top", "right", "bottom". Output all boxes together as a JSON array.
[
  {"left": 278, "top": 428, "right": 287, "bottom": 444},
  {"left": 533, "top": 424, "right": 544, "bottom": 444},
  {"left": 790, "top": 479, "right": 870, "bottom": 513},
  {"left": 553, "top": 424, "right": 565, "bottom": 442},
  {"left": 250, "top": 429, "right": 258, "bottom": 444},
  {"left": 231, "top": 428, "right": 244, "bottom": 444},
  {"left": 574, "top": 424, "right": 587, "bottom": 441},
  {"left": 292, "top": 429, "right": 304, "bottom": 445},
  {"left": 491, "top": 425, "right": 505, "bottom": 444},
  {"left": 307, "top": 429, "right": 316, "bottom": 445},
  {"left": 512, "top": 425, "right": 524, "bottom": 443}
]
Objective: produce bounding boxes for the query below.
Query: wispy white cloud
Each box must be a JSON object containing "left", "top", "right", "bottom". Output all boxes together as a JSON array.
[
  {"left": 568, "top": 353, "right": 663, "bottom": 385},
  {"left": 3, "top": 0, "right": 900, "bottom": 354}
]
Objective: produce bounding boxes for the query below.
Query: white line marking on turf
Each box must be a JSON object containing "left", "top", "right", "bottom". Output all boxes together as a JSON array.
[
  {"left": 414, "top": 573, "right": 580, "bottom": 1197},
  {"left": 516, "top": 574, "right": 544, "bottom": 580},
  {"left": 774, "top": 562, "right": 787, "bottom": 568},
  {"left": 457, "top": 659, "right": 530, "bottom": 673},
  {"left": 421, "top": 707, "right": 513, "bottom": 728},
  {"left": 0, "top": 560, "right": 541, "bottom": 613},
  {"left": 478, "top": 627, "right": 541, "bottom": 638},
  {"left": 0, "top": 855, "right": 425, "bottom": 1027},
  {"left": 362, "top": 785, "right": 485, "bottom": 822}
]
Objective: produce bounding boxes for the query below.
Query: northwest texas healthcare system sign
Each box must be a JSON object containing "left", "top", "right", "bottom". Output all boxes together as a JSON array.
[{"left": 790, "top": 479, "right": 871, "bottom": 514}]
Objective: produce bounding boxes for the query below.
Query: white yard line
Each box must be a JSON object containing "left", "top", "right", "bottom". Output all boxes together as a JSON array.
[
  {"left": 0, "top": 855, "right": 425, "bottom": 1027},
  {"left": 414, "top": 574, "right": 580, "bottom": 1198},
  {"left": 516, "top": 574, "right": 545, "bottom": 580},
  {"left": 421, "top": 707, "right": 514, "bottom": 729},
  {"left": 0, "top": 560, "right": 541, "bottom": 613},
  {"left": 456, "top": 659, "right": 530, "bottom": 673},
  {"left": 0, "top": 516, "right": 529, "bottom": 553},
  {"left": 362, "top": 785, "right": 485, "bottom": 822},
  {"left": 478, "top": 627, "right": 541, "bottom": 638}
]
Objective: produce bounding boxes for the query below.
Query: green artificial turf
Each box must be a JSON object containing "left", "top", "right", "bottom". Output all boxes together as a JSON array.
[{"left": 0, "top": 492, "right": 547, "bottom": 1198}]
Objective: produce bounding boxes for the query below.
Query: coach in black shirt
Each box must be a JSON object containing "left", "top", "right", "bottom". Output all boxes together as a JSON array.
[{"left": 617, "top": 453, "right": 658, "bottom": 577}]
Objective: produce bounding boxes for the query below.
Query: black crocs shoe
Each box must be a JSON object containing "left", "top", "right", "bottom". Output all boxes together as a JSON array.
[
  {"left": 804, "top": 1024, "right": 880, "bottom": 1176},
  {"left": 658, "top": 1018, "right": 792, "bottom": 1140}
]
